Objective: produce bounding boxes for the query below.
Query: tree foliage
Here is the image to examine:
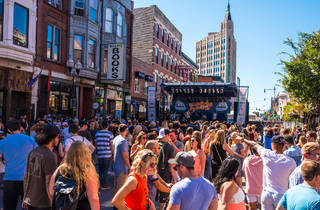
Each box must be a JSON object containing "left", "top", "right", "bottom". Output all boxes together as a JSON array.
[{"left": 279, "top": 30, "right": 320, "bottom": 113}]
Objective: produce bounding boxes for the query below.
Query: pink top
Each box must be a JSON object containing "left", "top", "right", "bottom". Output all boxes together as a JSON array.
[{"left": 242, "top": 155, "right": 263, "bottom": 194}]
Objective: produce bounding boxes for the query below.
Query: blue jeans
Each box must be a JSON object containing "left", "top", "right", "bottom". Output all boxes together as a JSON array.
[
  {"left": 97, "top": 157, "right": 112, "bottom": 187},
  {"left": 204, "top": 154, "right": 212, "bottom": 181}
]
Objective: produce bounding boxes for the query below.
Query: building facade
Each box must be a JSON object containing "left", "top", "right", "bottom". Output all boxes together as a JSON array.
[
  {"left": 0, "top": 0, "right": 37, "bottom": 122},
  {"left": 196, "top": 3, "right": 236, "bottom": 83},
  {"left": 96, "top": 0, "right": 133, "bottom": 119},
  {"left": 133, "top": 5, "right": 188, "bottom": 97},
  {"left": 35, "top": 0, "right": 71, "bottom": 119}
]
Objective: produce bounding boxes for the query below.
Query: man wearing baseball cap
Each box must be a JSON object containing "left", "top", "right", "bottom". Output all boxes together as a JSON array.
[
  {"left": 167, "top": 152, "right": 218, "bottom": 210},
  {"left": 243, "top": 136, "right": 296, "bottom": 210},
  {"left": 157, "top": 128, "right": 175, "bottom": 210},
  {"left": 289, "top": 142, "right": 320, "bottom": 189}
]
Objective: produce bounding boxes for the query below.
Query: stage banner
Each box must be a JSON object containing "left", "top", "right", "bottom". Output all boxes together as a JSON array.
[
  {"left": 107, "top": 44, "right": 125, "bottom": 80},
  {"left": 236, "top": 87, "right": 248, "bottom": 126},
  {"left": 147, "top": 86, "right": 156, "bottom": 121}
]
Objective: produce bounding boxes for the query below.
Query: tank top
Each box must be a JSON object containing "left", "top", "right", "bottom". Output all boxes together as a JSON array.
[
  {"left": 249, "top": 133, "right": 255, "bottom": 141},
  {"left": 230, "top": 184, "right": 245, "bottom": 204},
  {"left": 124, "top": 172, "right": 150, "bottom": 210},
  {"left": 211, "top": 143, "right": 227, "bottom": 165}
]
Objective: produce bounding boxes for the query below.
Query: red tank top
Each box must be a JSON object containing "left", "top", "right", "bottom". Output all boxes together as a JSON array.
[{"left": 124, "top": 172, "right": 150, "bottom": 210}]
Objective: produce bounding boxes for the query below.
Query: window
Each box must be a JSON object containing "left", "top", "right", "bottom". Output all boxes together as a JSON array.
[
  {"left": 166, "top": 55, "right": 168, "bottom": 69},
  {"left": 167, "top": 34, "right": 169, "bottom": 46},
  {"left": 156, "top": 24, "right": 159, "bottom": 38},
  {"left": 117, "top": 13, "right": 122, "bottom": 37},
  {"left": 179, "top": 45, "right": 181, "bottom": 55},
  {"left": 47, "top": 25, "right": 53, "bottom": 59},
  {"left": 53, "top": 28, "right": 60, "bottom": 61},
  {"left": 105, "top": 8, "right": 113, "bottom": 33},
  {"left": 74, "top": 0, "right": 84, "bottom": 16},
  {"left": 161, "top": 52, "right": 164, "bottom": 66},
  {"left": 13, "top": 3, "right": 28, "bottom": 48},
  {"left": 135, "top": 78, "right": 140, "bottom": 93},
  {"left": 170, "top": 58, "right": 173, "bottom": 71},
  {"left": 175, "top": 42, "right": 177, "bottom": 53},
  {"left": 48, "top": 0, "right": 62, "bottom": 9},
  {"left": 161, "top": 29, "right": 164, "bottom": 42},
  {"left": 0, "top": 0, "right": 2, "bottom": 40},
  {"left": 155, "top": 48, "right": 158, "bottom": 64},
  {"left": 88, "top": 39, "right": 96, "bottom": 68},
  {"left": 89, "top": 0, "right": 97, "bottom": 22},
  {"left": 174, "top": 61, "right": 177, "bottom": 73},
  {"left": 145, "top": 81, "right": 148, "bottom": 95},
  {"left": 171, "top": 38, "right": 173, "bottom": 49},
  {"left": 73, "top": 35, "right": 83, "bottom": 63}
]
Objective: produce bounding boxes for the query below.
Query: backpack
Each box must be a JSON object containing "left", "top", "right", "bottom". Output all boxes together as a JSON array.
[{"left": 52, "top": 170, "right": 79, "bottom": 210}]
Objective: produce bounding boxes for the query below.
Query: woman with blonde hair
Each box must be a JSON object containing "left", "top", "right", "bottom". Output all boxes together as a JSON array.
[
  {"left": 49, "top": 141, "right": 100, "bottom": 210},
  {"left": 210, "top": 129, "right": 234, "bottom": 179},
  {"left": 130, "top": 131, "right": 148, "bottom": 160},
  {"left": 112, "top": 149, "right": 157, "bottom": 210},
  {"left": 297, "top": 135, "right": 307, "bottom": 149}
]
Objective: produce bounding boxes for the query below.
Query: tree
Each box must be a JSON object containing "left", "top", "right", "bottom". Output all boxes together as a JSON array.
[{"left": 279, "top": 30, "right": 320, "bottom": 113}]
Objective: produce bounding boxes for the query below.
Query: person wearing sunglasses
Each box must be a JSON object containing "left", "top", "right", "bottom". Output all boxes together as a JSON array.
[
  {"left": 130, "top": 131, "right": 148, "bottom": 160},
  {"left": 167, "top": 152, "right": 218, "bottom": 210},
  {"left": 112, "top": 149, "right": 157, "bottom": 210},
  {"left": 289, "top": 142, "right": 320, "bottom": 191}
]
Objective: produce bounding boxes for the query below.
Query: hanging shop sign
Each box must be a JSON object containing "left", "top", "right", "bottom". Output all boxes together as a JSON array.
[
  {"left": 135, "top": 71, "right": 145, "bottom": 79},
  {"left": 147, "top": 86, "right": 156, "bottom": 121},
  {"left": 107, "top": 44, "right": 124, "bottom": 80}
]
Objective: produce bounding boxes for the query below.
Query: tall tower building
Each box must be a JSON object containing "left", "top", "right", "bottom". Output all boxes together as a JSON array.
[{"left": 196, "top": 2, "right": 236, "bottom": 83}]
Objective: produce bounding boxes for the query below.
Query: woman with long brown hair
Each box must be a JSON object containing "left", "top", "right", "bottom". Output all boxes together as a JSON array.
[
  {"left": 130, "top": 131, "right": 148, "bottom": 160},
  {"left": 49, "top": 141, "right": 100, "bottom": 210},
  {"left": 112, "top": 149, "right": 157, "bottom": 210},
  {"left": 190, "top": 131, "right": 206, "bottom": 176},
  {"left": 210, "top": 129, "right": 233, "bottom": 180}
]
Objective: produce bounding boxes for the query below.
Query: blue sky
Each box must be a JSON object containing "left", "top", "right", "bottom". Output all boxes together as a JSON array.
[{"left": 134, "top": 0, "right": 320, "bottom": 113}]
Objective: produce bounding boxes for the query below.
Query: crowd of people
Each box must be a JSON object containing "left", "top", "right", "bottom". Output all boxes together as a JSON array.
[{"left": 0, "top": 116, "right": 320, "bottom": 210}]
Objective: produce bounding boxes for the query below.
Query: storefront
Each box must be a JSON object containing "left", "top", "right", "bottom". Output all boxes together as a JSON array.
[
  {"left": 94, "top": 85, "right": 130, "bottom": 119},
  {"left": 0, "top": 68, "right": 32, "bottom": 122},
  {"left": 37, "top": 76, "right": 74, "bottom": 118}
]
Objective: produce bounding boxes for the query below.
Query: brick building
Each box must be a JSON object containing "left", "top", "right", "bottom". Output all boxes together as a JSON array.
[
  {"left": 131, "top": 57, "right": 154, "bottom": 119},
  {"left": 133, "top": 5, "right": 199, "bottom": 115},
  {"left": 35, "top": 0, "right": 71, "bottom": 119},
  {"left": 133, "top": 5, "right": 186, "bottom": 96}
]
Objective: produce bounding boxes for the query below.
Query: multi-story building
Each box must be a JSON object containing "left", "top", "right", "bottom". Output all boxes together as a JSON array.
[
  {"left": 35, "top": 0, "right": 70, "bottom": 119},
  {"left": 96, "top": 0, "right": 133, "bottom": 119},
  {"left": 132, "top": 5, "right": 186, "bottom": 99},
  {"left": 196, "top": 2, "right": 236, "bottom": 83},
  {"left": 0, "top": 0, "right": 37, "bottom": 122}
]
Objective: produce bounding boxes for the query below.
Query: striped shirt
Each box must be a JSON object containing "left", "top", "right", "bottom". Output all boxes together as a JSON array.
[{"left": 94, "top": 130, "right": 114, "bottom": 158}]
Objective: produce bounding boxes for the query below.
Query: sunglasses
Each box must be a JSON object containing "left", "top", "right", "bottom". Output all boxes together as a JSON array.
[
  {"left": 173, "top": 164, "right": 181, "bottom": 171},
  {"left": 149, "top": 162, "right": 156, "bottom": 168},
  {"left": 141, "top": 137, "right": 147, "bottom": 140}
]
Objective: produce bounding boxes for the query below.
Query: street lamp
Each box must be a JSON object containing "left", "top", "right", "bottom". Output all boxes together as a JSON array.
[{"left": 68, "top": 60, "right": 81, "bottom": 118}]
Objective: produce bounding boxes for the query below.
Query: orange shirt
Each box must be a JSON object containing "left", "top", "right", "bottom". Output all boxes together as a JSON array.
[{"left": 124, "top": 172, "right": 150, "bottom": 210}]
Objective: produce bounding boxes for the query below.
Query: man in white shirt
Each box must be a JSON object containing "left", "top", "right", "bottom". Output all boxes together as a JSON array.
[
  {"left": 64, "top": 123, "right": 95, "bottom": 153},
  {"left": 243, "top": 136, "right": 296, "bottom": 210}
]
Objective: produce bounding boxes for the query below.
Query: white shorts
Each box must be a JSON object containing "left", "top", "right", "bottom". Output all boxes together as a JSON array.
[{"left": 247, "top": 194, "right": 261, "bottom": 203}]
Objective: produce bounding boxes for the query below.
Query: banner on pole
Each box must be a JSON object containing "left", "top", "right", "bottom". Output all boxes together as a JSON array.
[
  {"left": 236, "top": 87, "right": 248, "bottom": 126},
  {"left": 147, "top": 86, "right": 156, "bottom": 121},
  {"left": 107, "top": 44, "right": 125, "bottom": 80}
]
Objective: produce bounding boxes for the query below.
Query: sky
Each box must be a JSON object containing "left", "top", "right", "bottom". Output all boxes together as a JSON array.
[{"left": 134, "top": 0, "right": 320, "bottom": 114}]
